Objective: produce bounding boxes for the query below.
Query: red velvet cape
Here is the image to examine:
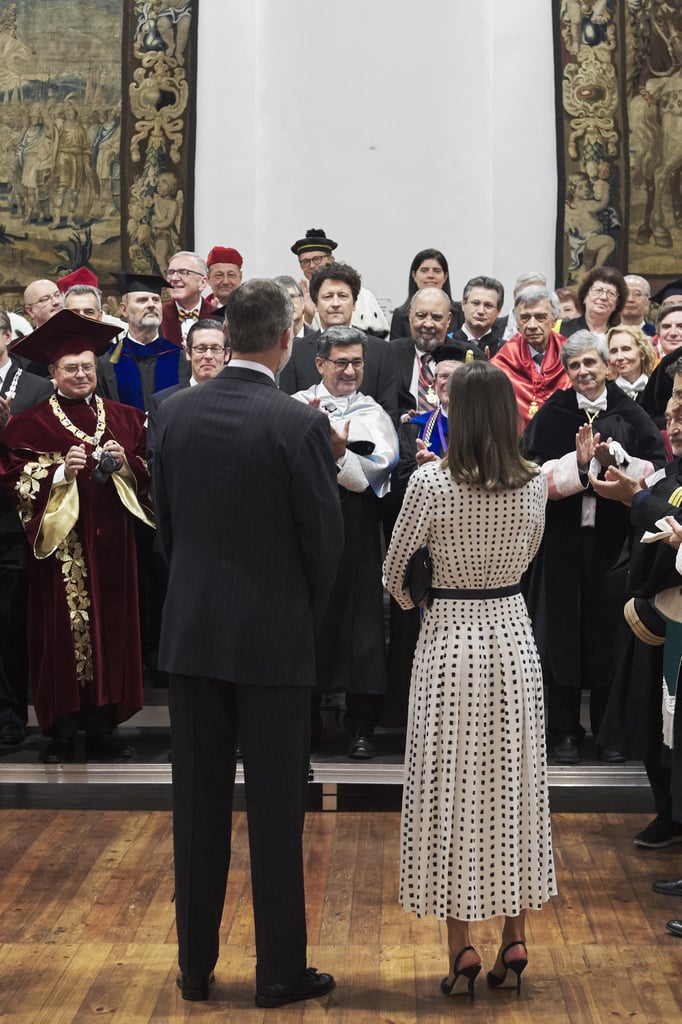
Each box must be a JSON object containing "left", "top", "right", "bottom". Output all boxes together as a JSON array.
[{"left": 0, "top": 395, "right": 152, "bottom": 731}]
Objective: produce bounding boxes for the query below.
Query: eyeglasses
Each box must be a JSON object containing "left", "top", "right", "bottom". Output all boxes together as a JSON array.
[
  {"left": 590, "top": 286, "right": 618, "bottom": 300},
  {"left": 209, "top": 271, "right": 241, "bottom": 282},
  {"left": 324, "top": 357, "right": 364, "bottom": 370},
  {"left": 299, "top": 255, "right": 328, "bottom": 270},
  {"left": 411, "top": 311, "right": 447, "bottom": 323},
  {"left": 56, "top": 362, "right": 96, "bottom": 375},
  {"left": 31, "top": 291, "right": 61, "bottom": 306},
  {"left": 191, "top": 344, "right": 225, "bottom": 355},
  {"left": 166, "top": 267, "right": 204, "bottom": 280}
]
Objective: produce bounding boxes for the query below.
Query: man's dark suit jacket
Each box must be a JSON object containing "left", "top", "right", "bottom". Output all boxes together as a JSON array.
[
  {"left": 277, "top": 330, "right": 398, "bottom": 425},
  {"left": 389, "top": 336, "right": 419, "bottom": 417},
  {"left": 450, "top": 325, "right": 503, "bottom": 357},
  {"left": 146, "top": 380, "right": 189, "bottom": 468},
  {"left": 153, "top": 365, "right": 344, "bottom": 687},
  {"left": 161, "top": 297, "right": 216, "bottom": 347}
]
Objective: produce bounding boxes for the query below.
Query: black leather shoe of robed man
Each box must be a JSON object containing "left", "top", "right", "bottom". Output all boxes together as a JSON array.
[
  {"left": 176, "top": 972, "right": 215, "bottom": 1001},
  {"left": 40, "top": 737, "right": 75, "bottom": 764},
  {"left": 85, "top": 733, "right": 133, "bottom": 762},
  {"left": 255, "top": 968, "right": 336, "bottom": 1008},
  {"left": 666, "top": 919, "right": 682, "bottom": 937},
  {"left": 347, "top": 734, "right": 376, "bottom": 759},
  {"left": 652, "top": 878, "right": 682, "bottom": 898}
]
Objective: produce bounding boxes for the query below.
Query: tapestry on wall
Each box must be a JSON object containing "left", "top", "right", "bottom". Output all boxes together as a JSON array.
[
  {"left": 0, "top": 0, "right": 197, "bottom": 313},
  {"left": 553, "top": 1, "right": 682, "bottom": 290}
]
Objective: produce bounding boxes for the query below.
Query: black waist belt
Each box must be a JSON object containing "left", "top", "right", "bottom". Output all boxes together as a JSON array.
[{"left": 431, "top": 585, "right": 521, "bottom": 600}]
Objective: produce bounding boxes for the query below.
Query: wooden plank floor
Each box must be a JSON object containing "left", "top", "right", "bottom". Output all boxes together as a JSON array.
[{"left": 0, "top": 809, "right": 680, "bottom": 1022}]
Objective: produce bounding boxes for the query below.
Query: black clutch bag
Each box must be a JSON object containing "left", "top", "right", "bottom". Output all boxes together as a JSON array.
[{"left": 403, "top": 545, "right": 433, "bottom": 608}]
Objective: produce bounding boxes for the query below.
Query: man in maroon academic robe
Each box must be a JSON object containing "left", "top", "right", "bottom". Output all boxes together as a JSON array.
[
  {"left": 491, "top": 285, "right": 568, "bottom": 431},
  {"left": 0, "top": 310, "right": 153, "bottom": 763}
]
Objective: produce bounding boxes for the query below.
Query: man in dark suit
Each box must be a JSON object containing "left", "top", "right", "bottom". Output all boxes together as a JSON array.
[
  {"left": 146, "top": 318, "right": 228, "bottom": 467},
  {"left": 153, "top": 279, "right": 344, "bottom": 1007},
  {"left": 390, "top": 287, "right": 485, "bottom": 422},
  {"left": 0, "top": 309, "right": 53, "bottom": 744},
  {"left": 450, "top": 274, "right": 505, "bottom": 356},
  {"left": 278, "top": 262, "right": 397, "bottom": 423}
]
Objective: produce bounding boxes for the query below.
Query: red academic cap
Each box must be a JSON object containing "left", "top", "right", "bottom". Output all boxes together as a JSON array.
[
  {"left": 57, "top": 267, "right": 99, "bottom": 292},
  {"left": 207, "top": 246, "right": 243, "bottom": 268},
  {"left": 10, "top": 308, "right": 119, "bottom": 364}
]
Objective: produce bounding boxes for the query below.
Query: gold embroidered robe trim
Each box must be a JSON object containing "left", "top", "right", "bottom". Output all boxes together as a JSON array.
[
  {"left": 54, "top": 531, "right": 93, "bottom": 685},
  {"left": 14, "top": 452, "right": 82, "bottom": 560},
  {"left": 112, "top": 461, "right": 155, "bottom": 528}
]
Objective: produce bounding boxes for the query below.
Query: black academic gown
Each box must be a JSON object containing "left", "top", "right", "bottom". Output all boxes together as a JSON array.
[{"left": 522, "top": 383, "right": 665, "bottom": 735}]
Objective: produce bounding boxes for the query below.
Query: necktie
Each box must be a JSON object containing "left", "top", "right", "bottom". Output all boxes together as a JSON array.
[
  {"left": 417, "top": 353, "right": 436, "bottom": 412},
  {"left": 178, "top": 308, "right": 199, "bottom": 321}
]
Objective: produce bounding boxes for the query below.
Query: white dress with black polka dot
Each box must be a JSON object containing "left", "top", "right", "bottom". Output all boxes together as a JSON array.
[{"left": 383, "top": 462, "right": 556, "bottom": 921}]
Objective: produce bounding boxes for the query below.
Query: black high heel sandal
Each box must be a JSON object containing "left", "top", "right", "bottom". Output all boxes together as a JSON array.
[
  {"left": 486, "top": 940, "right": 528, "bottom": 996},
  {"left": 440, "top": 945, "right": 481, "bottom": 1001}
]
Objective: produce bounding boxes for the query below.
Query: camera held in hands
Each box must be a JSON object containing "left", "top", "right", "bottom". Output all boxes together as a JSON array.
[{"left": 90, "top": 451, "right": 120, "bottom": 485}]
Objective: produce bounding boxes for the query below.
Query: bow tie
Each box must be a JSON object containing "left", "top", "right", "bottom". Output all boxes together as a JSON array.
[
  {"left": 178, "top": 308, "right": 199, "bottom": 321},
  {"left": 576, "top": 391, "right": 608, "bottom": 414}
]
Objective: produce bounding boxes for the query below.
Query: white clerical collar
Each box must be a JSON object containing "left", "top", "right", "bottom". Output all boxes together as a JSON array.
[
  {"left": 576, "top": 388, "right": 608, "bottom": 412},
  {"left": 0, "top": 359, "right": 11, "bottom": 386},
  {"left": 229, "top": 358, "right": 275, "bottom": 381},
  {"left": 127, "top": 333, "right": 159, "bottom": 346}
]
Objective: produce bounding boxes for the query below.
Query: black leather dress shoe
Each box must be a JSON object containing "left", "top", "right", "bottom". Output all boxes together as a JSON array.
[
  {"left": 176, "top": 971, "right": 215, "bottom": 1001},
  {"left": 549, "top": 734, "right": 579, "bottom": 764},
  {"left": 40, "top": 738, "right": 75, "bottom": 764},
  {"left": 0, "top": 720, "right": 25, "bottom": 745},
  {"left": 255, "top": 967, "right": 335, "bottom": 1008},
  {"left": 599, "top": 746, "right": 627, "bottom": 764},
  {"left": 666, "top": 919, "right": 682, "bottom": 937},
  {"left": 85, "top": 734, "right": 133, "bottom": 762},
  {"left": 653, "top": 878, "right": 682, "bottom": 897},
  {"left": 347, "top": 734, "right": 376, "bottom": 759}
]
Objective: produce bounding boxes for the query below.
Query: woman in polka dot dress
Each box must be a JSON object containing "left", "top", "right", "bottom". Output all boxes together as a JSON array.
[{"left": 384, "top": 361, "right": 556, "bottom": 1000}]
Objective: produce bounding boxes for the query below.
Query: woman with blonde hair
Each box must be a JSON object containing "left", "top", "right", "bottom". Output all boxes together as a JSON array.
[
  {"left": 607, "top": 323, "right": 657, "bottom": 401},
  {"left": 384, "top": 361, "right": 556, "bottom": 1000}
]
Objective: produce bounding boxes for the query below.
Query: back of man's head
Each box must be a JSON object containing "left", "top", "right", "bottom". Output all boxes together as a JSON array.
[{"left": 225, "top": 279, "right": 293, "bottom": 354}]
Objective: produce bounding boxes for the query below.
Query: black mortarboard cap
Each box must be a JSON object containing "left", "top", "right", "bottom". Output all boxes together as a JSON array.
[{"left": 290, "top": 228, "right": 338, "bottom": 256}]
